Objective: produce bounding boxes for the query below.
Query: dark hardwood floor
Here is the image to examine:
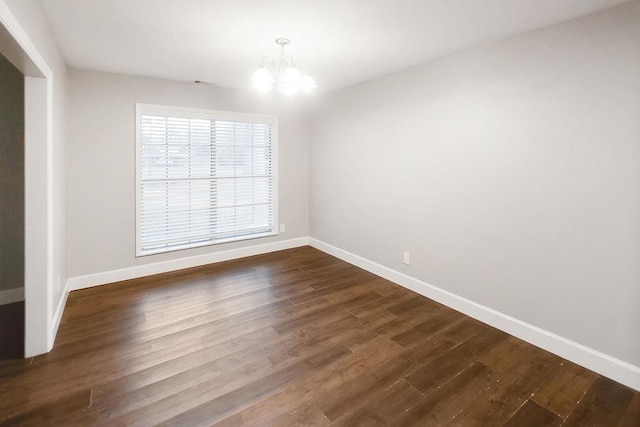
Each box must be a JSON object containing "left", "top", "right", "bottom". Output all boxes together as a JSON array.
[{"left": 0, "top": 246, "right": 637, "bottom": 426}]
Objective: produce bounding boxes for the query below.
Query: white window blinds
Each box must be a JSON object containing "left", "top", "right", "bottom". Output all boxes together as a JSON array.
[{"left": 136, "top": 104, "right": 277, "bottom": 256}]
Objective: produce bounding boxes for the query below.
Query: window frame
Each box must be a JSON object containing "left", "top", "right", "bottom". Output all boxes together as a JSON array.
[{"left": 135, "top": 103, "right": 279, "bottom": 257}]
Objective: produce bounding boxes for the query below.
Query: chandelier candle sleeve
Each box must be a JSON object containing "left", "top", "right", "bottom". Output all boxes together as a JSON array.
[{"left": 251, "top": 38, "right": 317, "bottom": 95}]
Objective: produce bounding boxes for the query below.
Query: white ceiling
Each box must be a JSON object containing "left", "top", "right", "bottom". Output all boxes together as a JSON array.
[{"left": 38, "top": 0, "right": 629, "bottom": 93}]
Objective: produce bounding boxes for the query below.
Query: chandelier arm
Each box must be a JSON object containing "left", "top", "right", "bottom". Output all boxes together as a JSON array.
[
  {"left": 261, "top": 57, "right": 276, "bottom": 74},
  {"left": 283, "top": 56, "right": 294, "bottom": 69},
  {"left": 295, "top": 62, "right": 309, "bottom": 75}
]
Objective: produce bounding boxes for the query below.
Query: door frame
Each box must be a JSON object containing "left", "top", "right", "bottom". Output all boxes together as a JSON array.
[{"left": 0, "top": 2, "right": 55, "bottom": 356}]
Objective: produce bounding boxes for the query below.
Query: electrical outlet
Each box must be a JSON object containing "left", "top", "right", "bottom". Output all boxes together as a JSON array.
[
  {"left": 279, "top": 224, "right": 286, "bottom": 233},
  {"left": 403, "top": 252, "right": 410, "bottom": 265}
]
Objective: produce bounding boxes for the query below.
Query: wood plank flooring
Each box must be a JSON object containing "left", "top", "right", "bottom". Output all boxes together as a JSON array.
[{"left": 0, "top": 246, "right": 637, "bottom": 426}]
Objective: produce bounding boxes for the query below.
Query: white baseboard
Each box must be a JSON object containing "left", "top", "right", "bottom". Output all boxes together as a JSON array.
[
  {"left": 50, "top": 289, "right": 69, "bottom": 349},
  {"left": 309, "top": 238, "right": 640, "bottom": 392},
  {"left": 66, "top": 237, "right": 310, "bottom": 292},
  {"left": 0, "top": 287, "right": 24, "bottom": 305}
]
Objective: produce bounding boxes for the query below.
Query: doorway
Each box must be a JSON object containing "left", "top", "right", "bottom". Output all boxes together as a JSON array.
[
  {"left": 1, "top": 7, "right": 54, "bottom": 357},
  {"left": 0, "top": 52, "right": 25, "bottom": 358}
]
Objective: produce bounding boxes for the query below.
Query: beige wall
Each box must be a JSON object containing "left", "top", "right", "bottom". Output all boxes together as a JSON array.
[
  {"left": 66, "top": 69, "right": 310, "bottom": 277},
  {"left": 310, "top": 2, "right": 640, "bottom": 367},
  {"left": 0, "top": 53, "right": 24, "bottom": 294}
]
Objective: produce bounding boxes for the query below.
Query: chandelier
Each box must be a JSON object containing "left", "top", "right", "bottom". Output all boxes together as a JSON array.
[{"left": 251, "top": 38, "right": 317, "bottom": 96}]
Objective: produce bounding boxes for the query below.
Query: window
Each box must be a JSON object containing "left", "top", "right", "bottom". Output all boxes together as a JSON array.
[{"left": 136, "top": 104, "right": 277, "bottom": 256}]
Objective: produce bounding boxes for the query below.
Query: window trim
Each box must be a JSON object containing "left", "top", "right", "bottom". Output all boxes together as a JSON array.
[{"left": 135, "top": 103, "right": 279, "bottom": 257}]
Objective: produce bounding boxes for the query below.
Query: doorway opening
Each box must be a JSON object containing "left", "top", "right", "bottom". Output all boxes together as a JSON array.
[
  {"left": 1, "top": 7, "right": 54, "bottom": 357},
  {"left": 0, "top": 51, "right": 25, "bottom": 359}
]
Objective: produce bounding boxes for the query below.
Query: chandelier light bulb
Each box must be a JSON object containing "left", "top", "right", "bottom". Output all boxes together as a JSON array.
[
  {"left": 279, "top": 67, "right": 302, "bottom": 96},
  {"left": 252, "top": 38, "right": 316, "bottom": 96},
  {"left": 282, "top": 66, "right": 302, "bottom": 84},
  {"left": 300, "top": 75, "right": 317, "bottom": 93},
  {"left": 251, "top": 67, "right": 274, "bottom": 92}
]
